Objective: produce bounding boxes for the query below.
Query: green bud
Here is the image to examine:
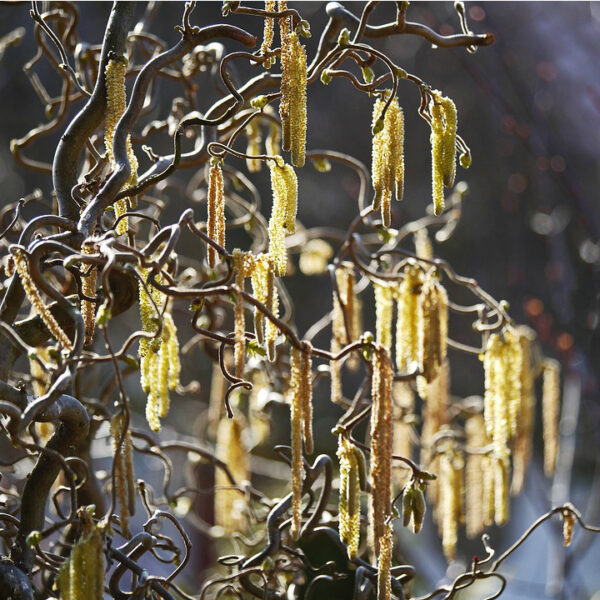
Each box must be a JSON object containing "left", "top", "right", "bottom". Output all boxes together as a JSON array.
[
  {"left": 402, "top": 485, "right": 414, "bottom": 528},
  {"left": 95, "top": 302, "right": 112, "bottom": 327},
  {"left": 337, "top": 28, "right": 351, "bottom": 46},
  {"left": 297, "top": 19, "right": 311, "bottom": 38},
  {"left": 361, "top": 66, "right": 375, "bottom": 84},
  {"left": 320, "top": 70, "right": 332, "bottom": 85},
  {"left": 372, "top": 117, "right": 385, "bottom": 136},
  {"left": 410, "top": 486, "right": 426, "bottom": 534},
  {"left": 250, "top": 95, "right": 269, "bottom": 109},
  {"left": 459, "top": 150, "right": 472, "bottom": 169},
  {"left": 311, "top": 157, "right": 331, "bottom": 173},
  {"left": 26, "top": 531, "right": 42, "bottom": 547},
  {"left": 395, "top": 66, "right": 408, "bottom": 79}
]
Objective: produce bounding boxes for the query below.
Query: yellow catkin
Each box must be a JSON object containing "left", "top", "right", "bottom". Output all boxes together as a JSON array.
[
  {"left": 337, "top": 435, "right": 361, "bottom": 559},
  {"left": 377, "top": 521, "right": 393, "bottom": 600},
  {"left": 414, "top": 228, "right": 433, "bottom": 261},
  {"left": 233, "top": 250, "right": 255, "bottom": 379},
  {"left": 369, "top": 346, "right": 393, "bottom": 558},
  {"left": 430, "top": 92, "right": 445, "bottom": 216},
  {"left": 420, "top": 360, "right": 450, "bottom": 507},
  {"left": 392, "top": 381, "right": 415, "bottom": 489},
  {"left": 511, "top": 327, "right": 536, "bottom": 494},
  {"left": 465, "top": 413, "right": 488, "bottom": 539},
  {"left": 215, "top": 411, "right": 249, "bottom": 533},
  {"left": 395, "top": 263, "right": 423, "bottom": 373},
  {"left": 110, "top": 413, "right": 136, "bottom": 537},
  {"left": 482, "top": 452, "right": 495, "bottom": 527},
  {"left": 61, "top": 519, "right": 105, "bottom": 600},
  {"left": 440, "top": 96, "right": 457, "bottom": 188},
  {"left": 138, "top": 273, "right": 179, "bottom": 432},
  {"left": 562, "top": 509, "right": 575, "bottom": 547},
  {"left": 12, "top": 248, "right": 73, "bottom": 351},
  {"left": 374, "top": 280, "right": 395, "bottom": 352},
  {"left": 260, "top": 1, "right": 276, "bottom": 65},
  {"left": 482, "top": 328, "right": 522, "bottom": 457},
  {"left": 330, "top": 264, "right": 356, "bottom": 404},
  {"left": 289, "top": 347, "right": 303, "bottom": 540},
  {"left": 264, "top": 256, "right": 280, "bottom": 361},
  {"left": 105, "top": 58, "right": 138, "bottom": 235},
  {"left": 371, "top": 94, "right": 404, "bottom": 226},
  {"left": 266, "top": 105, "right": 281, "bottom": 156},
  {"left": 439, "top": 440, "right": 463, "bottom": 561},
  {"left": 80, "top": 240, "right": 97, "bottom": 345},
  {"left": 245, "top": 118, "right": 262, "bottom": 172},
  {"left": 417, "top": 269, "right": 448, "bottom": 385},
  {"left": 268, "top": 156, "right": 297, "bottom": 276},
  {"left": 300, "top": 344, "right": 314, "bottom": 454},
  {"left": 494, "top": 451, "right": 510, "bottom": 526},
  {"left": 250, "top": 252, "right": 270, "bottom": 347},
  {"left": 207, "top": 162, "right": 226, "bottom": 268},
  {"left": 279, "top": 29, "right": 307, "bottom": 167},
  {"left": 542, "top": 358, "right": 560, "bottom": 476}
]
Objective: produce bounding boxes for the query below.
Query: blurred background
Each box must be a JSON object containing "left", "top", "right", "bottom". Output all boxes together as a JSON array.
[{"left": 0, "top": 2, "right": 599, "bottom": 598}]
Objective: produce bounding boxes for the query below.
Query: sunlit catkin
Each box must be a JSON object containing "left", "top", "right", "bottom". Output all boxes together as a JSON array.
[
  {"left": 289, "top": 346, "right": 304, "bottom": 540},
  {"left": 60, "top": 517, "right": 105, "bottom": 600},
  {"left": 215, "top": 411, "right": 249, "bottom": 533},
  {"left": 377, "top": 521, "right": 393, "bottom": 600},
  {"left": 279, "top": 28, "right": 307, "bottom": 166},
  {"left": 264, "top": 257, "right": 280, "bottom": 360},
  {"left": 260, "top": 1, "right": 276, "bottom": 65},
  {"left": 369, "top": 346, "right": 393, "bottom": 558},
  {"left": 414, "top": 228, "right": 434, "bottom": 261},
  {"left": 392, "top": 382, "right": 415, "bottom": 489},
  {"left": 465, "top": 413, "right": 488, "bottom": 538},
  {"left": 337, "top": 435, "right": 361, "bottom": 558},
  {"left": 207, "top": 162, "right": 225, "bottom": 268},
  {"left": 268, "top": 156, "right": 297, "bottom": 276},
  {"left": 245, "top": 118, "right": 262, "bottom": 172},
  {"left": 300, "top": 343, "right": 314, "bottom": 454},
  {"left": 483, "top": 328, "right": 522, "bottom": 457},
  {"left": 439, "top": 440, "right": 463, "bottom": 561},
  {"left": 12, "top": 248, "right": 73, "bottom": 351},
  {"left": 80, "top": 240, "right": 97, "bottom": 345},
  {"left": 430, "top": 93, "right": 445, "bottom": 216},
  {"left": 250, "top": 253, "right": 270, "bottom": 346},
  {"left": 417, "top": 269, "right": 448, "bottom": 384},
  {"left": 440, "top": 96, "right": 457, "bottom": 188},
  {"left": 105, "top": 57, "right": 138, "bottom": 235},
  {"left": 110, "top": 412, "right": 136, "bottom": 537},
  {"left": 542, "top": 358, "right": 560, "bottom": 476},
  {"left": 512, "top": 327, "right": 536, "bottom": 494},
  {"left": 493, "top": 451, "right": 510, "bottom": 526},
  {"left": 396, "top": 263, "right": 423, "bottom": 372},
  {"left": 233, "top": 250, "right": 254, "bottom": 378},
  {"left": 374, "top": 280, "right": 395, "bottom": 352},
  {"left": 371, "top": 94, "right": 405, "bottom": 226}
]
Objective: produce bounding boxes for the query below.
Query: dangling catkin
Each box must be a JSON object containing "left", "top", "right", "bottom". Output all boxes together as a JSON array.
[
  {"left": 58, "top": 515, "right": 105, "bottom": 600},
  {"left": 396, "top": 263, "right": 423, "bottom": 373},
  {"left": 215, "top": 411, "right": 249, "bottom": 533},
  {"left": 264, "top": 256, "right": 280, "bottom": 361},
  {"left": 429, "top": 91, "right": 457, "bottom": 215},
  {"left": 245, "top": 118, "right": 262, "bottom": 172},
  {"left": 371, "top": 93, "right": 404, "bottom": 226},
  {"left": 414, "top": 228, "right": 433, "bottom": 261},
  {"left": 369, "top": 346, "right": 393, "bottom": 558},
  {"left": 279, "top": 26, "right": 306, "bottom": 167},
  {"left": 110, "top": 412, "right": 136, "bottom": 537},
  {"left": 511, "top": 327, "right": 536, "bottom": 494},
  {"left": 439, "top": 440, "right": 463, "bottom": 561},
  {"left": 374, "top": 280, "right": 395, "bottom": 352},
  {"left": 105, "top": 57, "right": 138, "bottom": 235},
  {"left": 482, "top": 328, "right": 522, "bottom": 457},
  {"left": 377, "top": 521, "right": 393, "bottom": 600},
  {"left": 207, "top": 162, "right": 225, "bottom": 268},
  {"left": 268, "top": 156, "right": 297, "bottom": 276},
  {"left": 392, "top": 382, "right": 414, "bottom": 489},
  {"left": 337, "top": 435, "right": 361, "bottom": 558},
  {"left": 493, "top": 450, "right": 510, "bottom": 525},
  {"left": 12, "top": 248, "right": 73, "bottom": 351},
  {"left": 250, "top": 253, "right": 270, "bottom": 347},
  {"left": 300, "top": 343, "right": 313, "bottom": 454},
  {"left": 542, "top": 358, "right": 560, "bottom": 476},
  {"left": 233, "top": 250, "right": 255, "bottom": 379},
  {"left": 260, "top": 1, "right": 276, "bottom": 66},
  {"left": 80, "top": 239, "right": 97, "bottom": 345},
  {"left": 465, "top": 413, "right": 488, "bottom": 538},
  {"left": 289, "top": 346, "right": 303, "bottom": 540},
  {"left": 417, "top": 269, "right": 448, "bottom": 385}
]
